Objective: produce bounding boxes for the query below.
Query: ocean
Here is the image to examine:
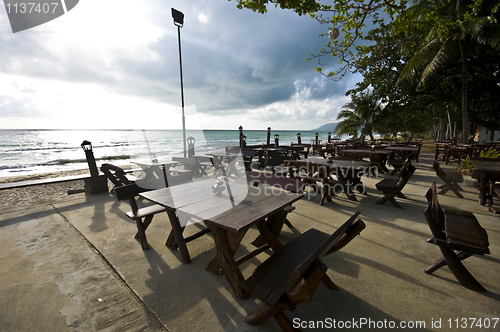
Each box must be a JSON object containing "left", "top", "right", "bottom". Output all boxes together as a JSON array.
[{"left": 0, "top": 129, "right": 334, "bottom": 178}]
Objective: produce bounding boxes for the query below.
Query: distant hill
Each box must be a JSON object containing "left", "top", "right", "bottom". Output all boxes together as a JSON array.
[{"left": 312, "top": 123, "right": 337, "bottom": 132}]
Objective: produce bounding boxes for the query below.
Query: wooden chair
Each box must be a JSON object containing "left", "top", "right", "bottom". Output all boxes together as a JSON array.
[
  {"left": 432, "top": 161, "right": 464, "bottom": 198},
  {"left": 240, "top": 212, "right": 366, "bottom": 331},
  {"left": 114, "top": 173, "right": 195, "bottom": 250},
  {"left": 374, "top": 160, "right": 416, "bottom": 208},
  {"left": 101, "top": 163, "right": 137, "bottom": 193},
  {"left": 423, "top": 182, "right": 490, "bottom": 291}
]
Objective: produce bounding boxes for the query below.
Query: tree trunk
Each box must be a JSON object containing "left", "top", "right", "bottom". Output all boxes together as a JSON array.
[{"left": 459, "top": 39, "right": 469, "bottom": 144}]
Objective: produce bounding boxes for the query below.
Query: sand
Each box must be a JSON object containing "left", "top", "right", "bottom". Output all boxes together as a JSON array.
[{"left": 0, "top": 165, "right": 132, "bottom": 209}]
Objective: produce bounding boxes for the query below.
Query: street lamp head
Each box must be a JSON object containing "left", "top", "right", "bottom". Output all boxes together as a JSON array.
[{"left": 171, "top": 8, "right": 184, "bottom": 27}]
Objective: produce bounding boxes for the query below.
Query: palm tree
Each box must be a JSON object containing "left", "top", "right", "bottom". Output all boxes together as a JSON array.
[
  {"left": 397, "top": 0, "right": 500, "bottom": 143},
  {"left": 334, "top": 91, "right": 384, "bottom": 141}
]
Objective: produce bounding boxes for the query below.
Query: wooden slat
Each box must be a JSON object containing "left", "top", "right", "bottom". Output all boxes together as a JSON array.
[
  {"left": 445, "top": 209, "right": 490, "bottom": 254},
  {"left": 240, "top": 229, "right": 328, "bottom": 305},
  {"left": 126, "top": 205, "right": 166, "bottom": 220},
  {"left": 209, "top": 192, "right": 303, "bottom": 232}
]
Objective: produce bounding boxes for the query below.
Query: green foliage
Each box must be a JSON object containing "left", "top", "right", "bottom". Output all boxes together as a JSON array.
[
  {"left": 462, "top": 155, "right": 474, "bottom": 169},
  {"left": 479, "top": 148, "right": 500, "bottom": 158},
  {"left": 234, "top": 0, "right": 500, "bottom": 138},
  {"left": 334, "top": 90, "right": 384, "bottom": 140},
  {"left": 233, "top": 0, "right": 499, "bottom": 80},
  {"left": 462, "top": 148, "right": 500, "bottom": 169}
]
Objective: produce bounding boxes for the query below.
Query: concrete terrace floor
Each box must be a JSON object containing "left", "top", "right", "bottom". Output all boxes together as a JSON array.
[{"left": 0, "top": 153, "right": 499, "bottom": 331}]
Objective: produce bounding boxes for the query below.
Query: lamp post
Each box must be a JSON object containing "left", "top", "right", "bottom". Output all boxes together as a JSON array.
[
  {"left": 172, "top": 8, "right": 187, "bottom": 157},
  {"left": 81, "top": 140, "right": 99, "bottom": 177},
  {"left": 80, "top": 140, "right": 108, "bottom": 194}
]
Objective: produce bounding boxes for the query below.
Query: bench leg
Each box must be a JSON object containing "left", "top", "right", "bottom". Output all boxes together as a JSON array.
[
  {"left": 134, "top": 215, "right": 154, "bottom": 240},
  {"left": 321, "top": 275, "right": 339, "bottom": 290},
  {"left": 135, "top": 217, "right": 149, "bottom": 250},
  {"left": 375, "top": 193, "right": 403, "bottom": 208},
  {"left": 388, "top": 198, "right": 403, "bottom": 209},
  {"left": 449, "top": 184, "right": 464, "bottom": 198},
  {"left": 274, "top": 312, "right": 300, "bottom": 332},
  {"left": 425, "top": 251, "right": 472, "bottom": 274},
  {"left": 245, "top": 261, "right": 327, "bottom": 330},
  {"left": 428, "top": 247, "right": 486, "bottom": 292}
]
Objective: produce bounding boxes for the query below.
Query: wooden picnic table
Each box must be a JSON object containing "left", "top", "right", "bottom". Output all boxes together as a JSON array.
[
  {"left": 303, "top": 158, "right": 376, "bottom": 199},
  {"left": 384, "top": 146, "right": 420, "bottom": 162},
  {"left": 209, "top": 153, "right": 241, "bottom": 177},
  {"left": 338, "top": 149, "right": 393, "bottom": 173},
  {"left": 139, "top": 178, "right": 303, "bottom": 299},
  {"left": 470, "top": 158, "right": 500, "bottom": 207},
  {"left": 131, "top": 160, "right": 181, "bottom": 186}
]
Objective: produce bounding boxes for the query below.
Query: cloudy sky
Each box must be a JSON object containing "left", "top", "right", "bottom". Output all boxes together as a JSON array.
[{"left": 0, "top": 0, "right": 360, "bottom": 130}]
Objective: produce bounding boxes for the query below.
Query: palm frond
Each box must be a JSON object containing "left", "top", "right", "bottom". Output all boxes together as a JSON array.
[
  {"left": 418, "top": 38, "right": 459, "bottom": 88},
  {"left": 397, "top": 36, "right": 442, "bottom": 86}
]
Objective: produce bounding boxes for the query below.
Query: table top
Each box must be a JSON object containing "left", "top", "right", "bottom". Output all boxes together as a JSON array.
[
  {"left": 303, "top": 158, "right": 376, "bottom": 169},
  {"left": 251, "top": 147, "right": 283, "bottom": 151},
  {"left": 384, "top": 146, "right": 419, "bottom": 152},
  {"left": 131, "top": 160, "right": 180, "bottom": 168},
  {"left": 340, "top": 149, "right": 393, "bottom": 155},
  {"left": 470, "top": 159, "right": 500, "bottom": 180},
  {"left": 140, "top": 179, "right": 303, "bottom": 232},
  {"left": 209, "top": 153, "right": 240, "bottom": 158}
]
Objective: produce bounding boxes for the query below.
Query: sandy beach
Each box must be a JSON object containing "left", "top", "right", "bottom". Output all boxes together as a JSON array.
[{"left": 0, "top": 165, "right": 133, "bottom": 208}]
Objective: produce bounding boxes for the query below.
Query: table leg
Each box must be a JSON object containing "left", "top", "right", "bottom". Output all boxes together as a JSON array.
[
  {"left": 206, "top": 228, "right": 247, "bottom": 274},
  {"left": 210, "top": 226, "right": 249, "bottom": 299},
  {"left": 479, "top": 173, "right": 489, "bottom": 206},
  {"left": 256, "top": 219, "right": 283, "bottom": 252}
]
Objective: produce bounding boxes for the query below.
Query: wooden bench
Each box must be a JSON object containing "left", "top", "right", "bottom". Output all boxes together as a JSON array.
[
  {"left": 375, "top": 160, "right": 416, "bottom": 208},
  {"left": 101, "top": 163, "right": 140, "bottom": 194},
  {"left": 423, "top": 182, "right": 490, "bottom": 291},
  {"left": 432, "top": 161, "right": 464, "bottom": 198},
  {"left": 113, "top": 173, "right": 194, "bottom": 250},
  {"left": 240, "top": 212, "right": 366, "bottom": 331}
]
